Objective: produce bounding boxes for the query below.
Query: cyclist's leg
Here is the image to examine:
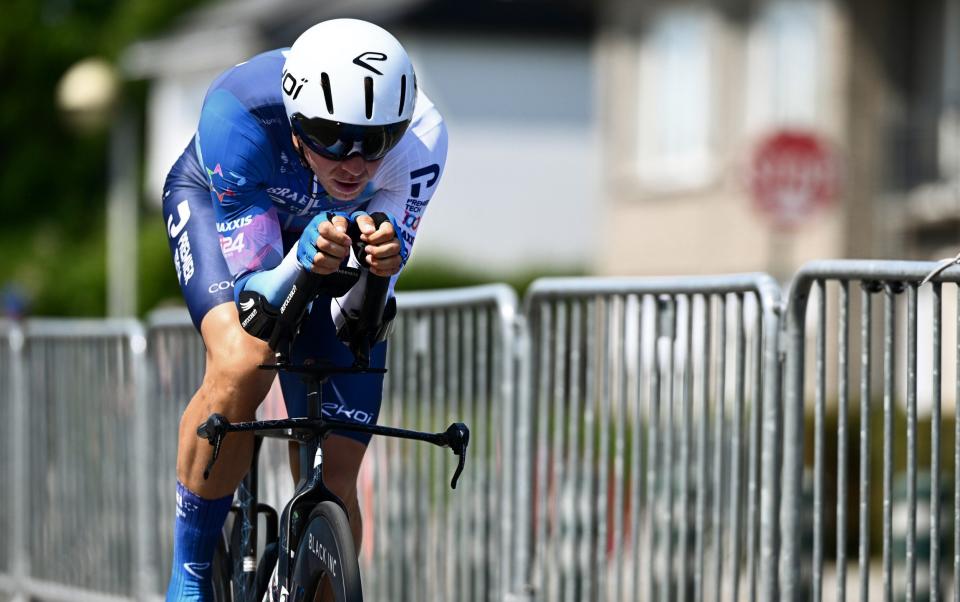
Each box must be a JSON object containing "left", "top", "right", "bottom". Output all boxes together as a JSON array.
[
  {"left": 162, "top": 157, "right": 276, "bottom": 600},
  {"left": 279, "top": 297, "right": 388, "bottom": 551},
  {"left": 167, "top": 304, "right": 276, "bottom": 601},
  {"left": 321, "top": 435, "right": 369, "bottom": 549},
  {"left": 178, "top": 303, "right": 275, "bottom": 496}
]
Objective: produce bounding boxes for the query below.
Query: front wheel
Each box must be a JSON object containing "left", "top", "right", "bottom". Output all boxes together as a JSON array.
[{"left": 289, "top": 501, "right": 362, "bottom": 602}]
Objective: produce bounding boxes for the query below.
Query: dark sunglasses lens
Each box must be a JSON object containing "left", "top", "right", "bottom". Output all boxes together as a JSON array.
[
  {"left": 310, "top": 137, "right": 350, "bottom": 160},
  {"left": 360, "top": 121, "right": 410, "bottom": 160},
  {"left": 361, "top": 131, "right": 389, "bottom": 161},
  {"left": 294, "top": 118, "right": 347, "bottom": 159},
  {"left": 293, "top": 114, "right": 410, "bottom": 161}
]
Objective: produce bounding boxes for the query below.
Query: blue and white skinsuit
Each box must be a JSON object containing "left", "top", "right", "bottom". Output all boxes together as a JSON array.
[
  {"left": 160, "top": 48, "right": 447, "bottom": 601},
  {"left": 163, "top": 47, "right": 447, "bottom": 431}
]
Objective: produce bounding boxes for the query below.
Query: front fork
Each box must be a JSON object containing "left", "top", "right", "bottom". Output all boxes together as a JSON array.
[
  {"left": 276, "top": 426, "right": 348, "bottom": 594},
  {"left": 229, "top": 436, "right": 279, "bottom": 601}
]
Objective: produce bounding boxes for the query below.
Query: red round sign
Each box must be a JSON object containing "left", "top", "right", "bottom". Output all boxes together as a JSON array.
[{"left": 750, "top": 130, "right": 839, "bottom": 227}]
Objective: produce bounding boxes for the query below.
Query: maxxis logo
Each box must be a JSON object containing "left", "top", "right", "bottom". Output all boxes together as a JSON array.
[{"left": 217, "top": 215, "right": 253, "bottom": 233}]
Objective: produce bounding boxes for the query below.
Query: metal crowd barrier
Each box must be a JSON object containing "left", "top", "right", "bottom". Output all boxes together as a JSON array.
[
  {"left": 361, "top": 285, "right": 526, "bottom": 602},
  {"left": 0, "top": 319, "right": 151, "bottom": 602},
  {"left": 78, "top": 286, "right": 523, "bottom": 600},
  {"left": 780, "top": 260, "right": 960, "bottom": 602},
  {"left": 0, "top": 319, "right": 24, "bottom": 602},
  {"left": 9, "top": 264, "right": 960, "bottom": 602},
  {"left": 138, "top": 286, "right": 527, "bottom": 602},
  {"left": 522, "top": 275, "right": 783, "bottom": 602}
]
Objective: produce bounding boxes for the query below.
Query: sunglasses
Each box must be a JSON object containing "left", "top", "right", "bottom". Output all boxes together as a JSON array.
[{"left": 290, "top": 113, "right": 410, "bottom": 162}]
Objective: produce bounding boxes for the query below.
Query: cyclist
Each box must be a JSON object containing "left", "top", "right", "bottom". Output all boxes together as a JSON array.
[{"left": 161, "top": 18, "right": 447, "bottom": 600}]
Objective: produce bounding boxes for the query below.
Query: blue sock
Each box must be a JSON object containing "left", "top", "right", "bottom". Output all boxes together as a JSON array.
[{"left": 165, "top": 481, "right": 233, "bottom": 601}]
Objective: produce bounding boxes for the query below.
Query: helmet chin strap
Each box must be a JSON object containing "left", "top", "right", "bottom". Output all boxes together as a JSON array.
[
  {"left": 292, "top": 135, "right": 311, "bottom": 170},
  {"left": 292, "top": 135, "right": 322, "bottom": 198}
]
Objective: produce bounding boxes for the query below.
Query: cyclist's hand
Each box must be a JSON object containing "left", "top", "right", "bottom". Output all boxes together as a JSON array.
[
  {"left": 298, "top": 214, "right": 351, "bottom": 275},
  {"left": 355, "top": 213, "right": 402, "bottom": 277}
]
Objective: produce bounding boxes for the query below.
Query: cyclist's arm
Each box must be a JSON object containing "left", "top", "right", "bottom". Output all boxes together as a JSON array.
[
  {"left": 195, "top": 89, "right": 294, "bottom": 306},
  {"left": 331, "top": 110, "right": 448, "bottom": 333},
  {"left": 358, "top": 108, "right": 449, "bottom": 293}
]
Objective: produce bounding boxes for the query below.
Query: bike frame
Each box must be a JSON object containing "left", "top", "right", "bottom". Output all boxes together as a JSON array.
[
  {"left": 225, "top": 437, "right": 278, "bottom": 600},
  {"left": 200, "top": 360, "right": 468, "bottom": 602}
]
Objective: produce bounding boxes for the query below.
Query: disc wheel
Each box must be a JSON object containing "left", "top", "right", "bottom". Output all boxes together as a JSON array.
[{"left": 288, "top": 501, "right": 362, "bottom": 602}]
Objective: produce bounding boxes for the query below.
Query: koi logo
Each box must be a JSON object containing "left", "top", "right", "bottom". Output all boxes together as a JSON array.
[{"left": 281, "top": 69, "right": 308, "bottom": 99}]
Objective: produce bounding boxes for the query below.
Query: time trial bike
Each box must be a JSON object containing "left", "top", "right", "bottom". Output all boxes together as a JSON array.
[{"left": 196, "top": 215, "right": 470, "bottom": 601}]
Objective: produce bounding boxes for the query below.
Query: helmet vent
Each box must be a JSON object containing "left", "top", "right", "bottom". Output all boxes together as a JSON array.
[
  {"left": 364, "top": 77, "right": 374, "bottom": 120},
  {"left": 320, "top": 72, "right": 334, "bottom": 114},
  {"left": 398, "top": 75, "right": 407, "bottom": 117}
]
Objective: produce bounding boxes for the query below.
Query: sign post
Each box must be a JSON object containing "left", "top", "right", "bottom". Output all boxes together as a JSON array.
[{"left": 750, "top": 130, "right": 840, "bottom": 280}]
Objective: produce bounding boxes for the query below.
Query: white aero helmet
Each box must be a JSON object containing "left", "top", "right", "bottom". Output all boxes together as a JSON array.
[{"left": 282, "top": 18, "right": 417, "bottom": 161}]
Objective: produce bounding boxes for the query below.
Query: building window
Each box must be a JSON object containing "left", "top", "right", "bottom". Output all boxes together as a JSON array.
[
  {"left": 746, "top": 1, "right": 829, "bottom": 134},
  {"left": 635, "top": 7, "right": 720, "bottom": 192}
]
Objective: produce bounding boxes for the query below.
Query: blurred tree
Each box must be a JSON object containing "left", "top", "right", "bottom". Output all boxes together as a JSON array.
[{"left": 0, "top": 0, "right": 207, "bottom": 317}]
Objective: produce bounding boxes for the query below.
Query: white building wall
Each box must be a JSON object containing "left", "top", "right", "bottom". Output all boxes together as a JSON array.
[
  {"left": 402, "top": 33, "right": 600, "bottom": 273},
  {"left": 598, "top": 0, "right": 849, "bottom": 282},
  {"left": 146, "top": 69, "right": 222, "bottom": 198}
]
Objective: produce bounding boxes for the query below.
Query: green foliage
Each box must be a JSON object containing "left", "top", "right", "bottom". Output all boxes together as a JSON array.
[
  {"left": 28, "top": 222, "right": 108, "bottom": 316},
  {"left": 0, "top": 0, "right": 208, "bottom": 316},
  {"left": 0, "top": 222, "right": 109, "bottom": 316}
]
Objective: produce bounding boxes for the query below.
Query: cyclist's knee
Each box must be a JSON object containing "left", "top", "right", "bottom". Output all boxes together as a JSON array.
[
  {"left": 321, "top": 435, "right": 367, "bottom": 503},
  {"left": 322, "top": 468, "right": 360, "bottom": 505},
  {"left": 196, "top": 302, "right": 276, "bottom": 413}
]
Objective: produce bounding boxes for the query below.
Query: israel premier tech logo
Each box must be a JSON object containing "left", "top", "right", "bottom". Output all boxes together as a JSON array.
[{"left": 205, "top": 163, "right": 247, "bottom": 203}]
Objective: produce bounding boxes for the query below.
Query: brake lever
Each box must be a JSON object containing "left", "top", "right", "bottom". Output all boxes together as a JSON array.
[
  {"left": 197, "top": 413, "right": 230, "bottom": 480},
  {"left": 444, "top": 422, "right": 470, "bottom": 489}
]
